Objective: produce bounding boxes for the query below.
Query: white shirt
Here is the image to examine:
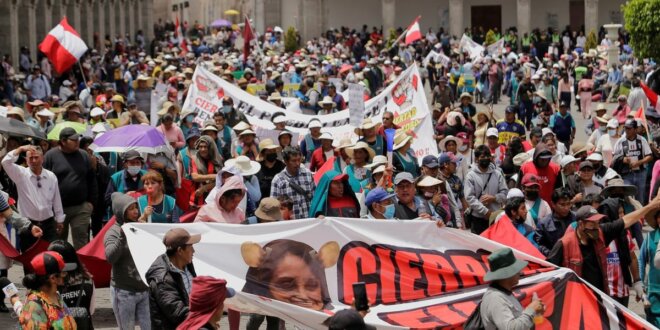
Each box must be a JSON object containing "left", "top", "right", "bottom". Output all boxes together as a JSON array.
[{"left": 1, "top": 150, "right": 65, "bottom": 222}]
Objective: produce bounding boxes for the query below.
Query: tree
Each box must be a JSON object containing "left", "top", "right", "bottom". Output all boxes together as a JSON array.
[
  {"left": 623, "top": 0, "right": 660, "bottom": 60},
  {"left": 585, "top": 30, "right": 598, "bottom": 52},
  {"left": 284, "top": 27, "right": 299, "bottom": 53},
  {"left": 485, "top": 30, "right": 497, "bottom": 46}
]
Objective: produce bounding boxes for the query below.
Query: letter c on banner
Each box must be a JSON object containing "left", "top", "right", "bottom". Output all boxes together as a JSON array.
[{"left": 337, "top": 242, "right": 377, "bottom": 305}]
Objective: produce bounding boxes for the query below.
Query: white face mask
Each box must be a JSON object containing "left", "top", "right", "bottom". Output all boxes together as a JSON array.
[
  {"left": 458, "top": 145, "right": 468, "bottom": 152},
  {"left": 608, "top": 129, "right": 617, "bottom": 137}
]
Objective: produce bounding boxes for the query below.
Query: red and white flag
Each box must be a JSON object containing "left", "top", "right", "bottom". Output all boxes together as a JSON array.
[
  {"left": 243, "top": 16, "right": 255, "bottom": 63},
  {"left": 38, "top": 17, "right": 88, "bottom": 74},
  {"left": 175, "top": 17, "right": 188, "bottom": 54},
  {"left": 404, "top": 16, "right": 422, "bottom": 45}
]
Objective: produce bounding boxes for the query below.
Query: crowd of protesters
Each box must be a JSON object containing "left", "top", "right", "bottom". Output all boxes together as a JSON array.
[{"left": 0, "top": 17, "right": 658, "bottom": 330}]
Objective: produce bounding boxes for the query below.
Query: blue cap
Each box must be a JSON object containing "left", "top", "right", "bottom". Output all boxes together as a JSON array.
[
  {"left": 505, "top": 105, "right": 517, "bottom": 113},
  {"left": 422, "top": 155, "right": 439, "bottom": 168},
  {"left": 438, "top": 152, "right": 459, "bottom": 165},
  {"left": 365, "top": 187, "right": 395, "bottom": 207}
]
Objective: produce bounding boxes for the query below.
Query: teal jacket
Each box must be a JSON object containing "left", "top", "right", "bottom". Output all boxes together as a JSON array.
[{"left": 308, "top": 170, "right": 360, "bottom": 218}]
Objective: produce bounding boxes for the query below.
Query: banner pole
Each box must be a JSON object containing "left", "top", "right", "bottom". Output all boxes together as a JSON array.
[{"left": 78, "top": 61, "right": 88, "bottom": 88}]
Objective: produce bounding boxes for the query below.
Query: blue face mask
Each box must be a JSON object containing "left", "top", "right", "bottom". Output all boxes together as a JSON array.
[
  {"left": 186, "top": 114, "right": 194, "bottom": 122},
  {"left": 382, "top": 204, "right": 395, "bottom": 219},
  {"left": 222, "top": 105, "right": 232, "bottom": 114}
]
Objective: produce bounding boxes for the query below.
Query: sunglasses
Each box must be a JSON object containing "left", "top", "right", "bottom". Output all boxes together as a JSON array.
[{"left": 36, "top": 176, "right": 42, "bottom": 188}]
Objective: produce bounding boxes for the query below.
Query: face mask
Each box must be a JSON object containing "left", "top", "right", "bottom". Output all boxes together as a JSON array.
[
  {"left": 186, "top": 114, "right": 194, "bottom": 122},
  {"left": 458, "top": 145, "right": 468, "bottom": 152},
  {"left": 424, "top": 191, "right": 435, "bottom": 198},
  {"left": 265, "top": 153, "right": 278, "bottom": 162},
  {"left": 479, "top": 159, "right": 491, "bottom": 168},
  {"left": 127, "top": 166, "right": 141, "bottom": 176},
  {"left": 222, "top": 105, "right": 232, "bottom": 114},
  {"left": 585, "top": 228, "right": 600, "bottom": 241},
  {"left": 608, "top": 129, "right": 617, "bottom": 137},
  {"left": 526, "top": 190, "right": 539, "bottom": 200},
  {"left": 382, "top": 204, "right": 395, "bottom": 219},
  {"left": 599, "top": 126, "right": 607, "bottom": 132}
]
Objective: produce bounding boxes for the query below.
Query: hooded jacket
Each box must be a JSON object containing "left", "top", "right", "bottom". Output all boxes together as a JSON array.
[
  {"left": 598, "top": 198, "right": 633, "bottom": 287},
  {"left": 146, "top": 254, "right": 197, "bottom": 330},
  {"left": 195, "top": 176, "right": 246, "bottom": 223},
  {"left": 519, "top": 143, "right": 560, "bottom": 203},
  {"left": 464, "top": 162, "right": 508, "bottom": 218},
  {"left": 104, "top": 192, "right": 148, "bottom": 292},
  {"left": 309, "top": 170, "right": 360, "bottom": 218}
]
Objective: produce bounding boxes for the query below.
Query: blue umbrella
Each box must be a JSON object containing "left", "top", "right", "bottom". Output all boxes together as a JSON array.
[{"left": 210, "top": 19, "right": 232, "bottom": 28}]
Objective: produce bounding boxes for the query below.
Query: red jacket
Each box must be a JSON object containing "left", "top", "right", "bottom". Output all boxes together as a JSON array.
[
  {"left": 560, "top": 225, "right": 608, "bottom": 288},
  {"left": 309, "top": 148, "right": 337, "bottom": 172}
]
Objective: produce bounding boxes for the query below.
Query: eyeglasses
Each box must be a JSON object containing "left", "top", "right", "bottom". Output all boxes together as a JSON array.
[{"left": 36, "top": 176, "right": 42, "bottom": 188}]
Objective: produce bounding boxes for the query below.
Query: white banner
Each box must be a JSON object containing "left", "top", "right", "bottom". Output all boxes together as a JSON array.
[
  {"left": 182, "top": 64, "right": 437, "bottom": 164},
  {"left": 460, "top": 34, "right": 485, "bottom": 60},
  {"left": 422, "top": 50, "right": 451, "bottom": 68},
  {"left": 124, "top": 219, "right": 653, "bottom": 329},
  {"left": 348, "top": 83, "right": 365, "bottom": 127},
  {"left": 486, "top": 38, "right": 505, "bottom": 57}
]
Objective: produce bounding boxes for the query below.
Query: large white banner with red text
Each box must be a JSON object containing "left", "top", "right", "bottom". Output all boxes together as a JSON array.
[
  {"left": 124, "top": 219, "right": 652, "bottom": 329},
  {"left": 181, "top": 64, "right": 438, "bottom": 164}
]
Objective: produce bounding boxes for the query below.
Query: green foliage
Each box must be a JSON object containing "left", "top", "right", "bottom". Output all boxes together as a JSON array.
[
  {"left": 386, "top": 28, "right": 398, "bottom": 48},
  {"left": 585, "top": 30, "right": 598, "bottom": 51},
  {"left": 485, "top": 30, "right": 497, "bottom": 46},
  {"left": 623, "top": 0, "right": 660, "bottom": 60},
  {"left": 284, "top": 27, "right": 298, "bottom": 53}
]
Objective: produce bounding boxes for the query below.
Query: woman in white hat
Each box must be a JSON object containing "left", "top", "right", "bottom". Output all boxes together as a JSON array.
[
  {"left": 309, "top": 132, "right": 337, "bottom": 172},
  {"left": 473, "top": 109, "right": 496, "bottom": 147},
  {"left": 392, "top": 132, "right": 420, "bottom": 177},
  {"left": 415, "top": 175, "right": 453, "bottom": 226},
  {"left": 317, "top": 96, "right": 337, "bottom": 115},
  {"left": 344, "top": 142, "right": 376, "bottom": 192},
  {"left": 234, "top": 129, "right": 259, "bottom": 161},
  {"left": 595, "top": 118, "right": 621, "bottom": 167}
]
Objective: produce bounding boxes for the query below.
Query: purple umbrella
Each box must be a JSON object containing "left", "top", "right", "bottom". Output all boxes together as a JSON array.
[
  {"left": 210, "top": 19, "right": 232, "bottom": 28},
  {"left": 90, "top": 124, "right": 170, "bottom": 155}
]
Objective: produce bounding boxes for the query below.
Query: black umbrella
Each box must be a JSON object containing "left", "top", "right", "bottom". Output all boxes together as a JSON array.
[{"left": 0, "top": 117, "right": 46, "bottom": 140}]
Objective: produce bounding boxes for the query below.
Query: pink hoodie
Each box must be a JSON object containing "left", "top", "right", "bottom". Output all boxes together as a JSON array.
[{"left": 194, "top": 176, "right": 246, "bottom": 223}]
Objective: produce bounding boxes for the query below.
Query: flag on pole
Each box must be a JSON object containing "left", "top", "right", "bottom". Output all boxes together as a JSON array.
[
  {"left": 38, "top": 17, "right": 88, "bottom": 74},
  {"left": 404, "top": 16, "right": 422, "bottom": 45},
  {"left": 243, "top": 16, "right": 255, "bottom": 63},
  {"left": 175, "top": 17, "right": 188, "bottom": 54},
  {"left": 634, "top": 106, "right": 653, "bottom": 140},
  {"left": 641, "top": 81, "right": 658, "bottom": 108}
]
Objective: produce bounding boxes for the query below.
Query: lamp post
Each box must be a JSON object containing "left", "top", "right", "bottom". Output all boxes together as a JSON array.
[{"left": 603, "top": 23, "right": 622, "bottom": 68}]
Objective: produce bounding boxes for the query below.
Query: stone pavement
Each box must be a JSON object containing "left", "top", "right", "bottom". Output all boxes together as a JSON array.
[{"left": 0, "top": 94, "right": 651, "bottom": 329}]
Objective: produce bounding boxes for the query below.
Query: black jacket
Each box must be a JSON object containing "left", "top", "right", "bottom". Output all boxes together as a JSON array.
[{"left": 146, "top": 254, "right": 197, "bottom": 330}]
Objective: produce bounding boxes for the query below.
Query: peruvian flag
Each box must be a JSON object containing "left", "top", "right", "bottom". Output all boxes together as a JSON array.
[
  {"left": 243, "top": 16, "right": 255, "bottom": 63},
  {"left": 38, "top": 17, "right": 88, "bottom": 74},
  {"left": 641, "top": 81, "right": 658, "bottom": 108},
  {"left": 175, "top": 17, "right": 188, "bottom": 54},
  {"left": 404, "top": 16, "right": 422, "bottom": 45}
]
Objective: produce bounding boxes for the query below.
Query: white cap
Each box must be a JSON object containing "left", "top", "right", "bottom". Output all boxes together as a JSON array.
[
  {"left": 560, "top": 155, "right": 578, "bottom": 168},
  {"left": 92, "top": 123, "right": 107, "bottom": 133},
  {"left": 36, "top": 108, "right": 54, "bottom": 118},
  {"left": 90, "top": 107, "right": 105, "bottom": 117},
  {"left": 607, "top": 118, "right": 619, "bottom": 129},
  {"left": 507, "top": 188, "right": 524, "bottom": 199},
  {"left": 272, "top": 115, "right": 287, "bottom": 124},
  {"left": 320, "top": 132, "right": 333, "bottom": 140},
  {"left": 62, "top": 80, "right": 72, "bottom": 86},
  {"left": 541, "top": 127, "right": 555, "bottom": 137},
  {"left": 586, "top": 153, "right": 604, "bottom": 161},
  {"left": 308, "top": 119, "right": 322, "bottom": 128},
  {"left": 486, "top": 127, "right": 499, "bottom": 137}
]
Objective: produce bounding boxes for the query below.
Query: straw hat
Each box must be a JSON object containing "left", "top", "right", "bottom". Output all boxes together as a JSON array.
[
  {"left": 354, "top": 118, "right": 381, "bottom": 135},
  {"left": 446, "top": 112, "right": 465, "bottom": 126},
  {"left": 417, "top": 176, "right": 444, "bottom": 187},
  {"left": 7, "top": 107, "right": 25, "bottom": 120},
  {"left": 459, "top": 92, "right": 473, "bottom": 102},
  {"left": 595, "top": 103, "right": 607, "bottom": 112},
  {"left": 255, "top": 198, "right": 282, "bottom": 221},
  {"left": 267, "top": 92, "right": 282, "bottom": 101},
  {"left": 239, "top": 129, "right": 256, "bottom": 137},
  {"left": 318, "top": 96, "right": 336, "bottom": 108},
  {"left": 601, "top": 177, "right": 638, "bottom": 199},
  {"left": 333, "top": 138, "right": 354, "bottom": 150},
  {"left": 365, "top": 155, "right": 387, "bottom": 170},
  {"left": 438, "top": 135, "right": 463, "bottom": 151},
  {"left": 233, "top": 121, "right": 251, "bottom": 131},
  {"left": 393, "top": 132, "right": 413, "bottom": 151},
  {"left": 225, "top": 156, "right": 261, "bottom": 176},
  {"left": 345, "top": 141, "right": 376, "bottom": 161},
  {"left": 110, "top": 95, "right": 125, "bottom": 104}
]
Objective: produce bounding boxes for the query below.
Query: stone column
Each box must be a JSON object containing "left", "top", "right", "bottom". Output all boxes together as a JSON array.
[
  {"left": 516, "top": 0, "right": 531, "bottom": 43},
  {"left": 585, "top": 0, "right": 599, "bottom": 35},
  {"left": 117, "top": 0, "right": 126, "bottom": 38},
  {"left": 84, "top": 0, "right": 94, "bottom": 45},
  {"left": 68, "top": 0, "right": 82, "bottom": 33},
  {"left": 448, "top": 0, "right": 463, "bottom": 38},
  {"left": 107, "top": 0, "right": 115, "bottom": 40},
  {"left": 255, "top": 0, "right": 265, "bottom": 33},
  {"left": 381, "top": 0, "right": 395, "bottom": 36},
  {"left": 36, "top": 0, "right": 53, "bottom": 43},
  {"left": 127, "top": 0, "right": 136, "bottom": 41},
  {"left": 143, "top": 0, "right": 154, "bottom": 46},
  {"left": 96, "top": 0, "right": 106, "bottom": 50},
  {"left": 27, "top": 0, "right": 38, "bottom": 62},
  {"left": 8, "top": 0, "right": 21, "bottom": 68}
]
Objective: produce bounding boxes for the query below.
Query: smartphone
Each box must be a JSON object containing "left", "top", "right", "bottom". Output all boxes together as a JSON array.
[
  {"left": 352, "top": 282, "right": 369, "bottom": 311},
  {"left": 2, "top": 283, "right": 18, "bottom": 297}
]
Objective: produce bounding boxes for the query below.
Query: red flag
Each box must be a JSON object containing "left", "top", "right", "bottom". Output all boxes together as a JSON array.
[
  {"left": 0, "top": 235, "right": 50, "bottom": 274},
  {"left": 175, "top": 17, "right": 188, "bottom": 54},
  {"left": 404, "top": 16, "right": 422, "bottom": 45},
  {"left": 243, "top": 16, "right": 255, "bottom": 63},
  {"left": 314, "top": 156, "right": 337, "bottom": 185},
  {"left": 641, "top": 82, "right": 658, "bottom": 108},
  {"left": 38, "top": 17, "right": 88, "bottom": 74},
  {"left": 481, "top": 215, "right": 546, "bottom": 260}
]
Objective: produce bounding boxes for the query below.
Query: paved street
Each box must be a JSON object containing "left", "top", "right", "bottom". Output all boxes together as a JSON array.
[{"left": 0, "top": 93, "right": 650, "bottom": 329}]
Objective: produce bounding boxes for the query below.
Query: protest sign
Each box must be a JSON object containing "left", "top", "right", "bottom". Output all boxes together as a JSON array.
[
  {"left": 460, "top": 34, "right": 485, "bottom": 59},
  {"left": 182, "top": 64, "right": 438, "bottom": 164},
  {"left": 348, "top": 83, "right": 365, "bottom": 127},
  {"left": 486, "top": 38, "right": 505, "bottom": 57},
  {"left": 125, "top": 218, "right": 653, "bottom": 329}
]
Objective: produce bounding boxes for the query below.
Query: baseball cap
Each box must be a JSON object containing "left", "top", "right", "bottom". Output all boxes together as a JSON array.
[
  {"left": 365, "top": 187, "right": 395, "bottom": 207},
  {"left": 521, "top": 173, "right": 540, "bottom": 187},
  {"left": 31, "top": 251, "right": 77, "bottom": 276},
  {"left": 422, "top": 155, "right": 439, "bottom": 168},
  {"left": 559, "top": 100, "right": 569, "bottom": 108},
  {"left": 438, "top": 152, "right": 459, "bottom": 165},
  {"left": 505, "top": 105, "right": 517, "bottom": 113},
  {"left": 394, "top": 172, "right": 415, "bottom": 185},
  {"left": 123, "top": 150, "right": 143, "bottom": 161},
  {"left": 541, "top": 127, "right": 555, "bottom": 137},
  {"left": 163, "top": 228, "right": 201, "bottom": 250},
  {"left": 560, "top": 155, "right": 578, "bottom": 168},
  {"left": 327, "top": 309, "right": 377, "bottom": 330},
  {"left": 59, "top": 127, "right": 80, "bottom": 140},
  {"left": 576, "top": 205, "right": 606, "bottom": 222},
  {"left": 507, "top": 188, "right": 524, "bottom": 199},
  {"left": 579, "top": 160, "right": 594, "bottom": 170},
  {"left": 624, "top": 118, "right": 638, "bottom": 128},
  {"left": 586, "top": 152, "right": 603, "bottom": 162},
  {"left": 486, "top": 127, "right": 499, "bottom": 138}
]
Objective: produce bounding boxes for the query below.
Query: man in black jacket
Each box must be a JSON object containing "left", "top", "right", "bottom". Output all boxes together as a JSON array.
[{"left": 146, "top": 228, "right": 200, "bottom": 330}]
